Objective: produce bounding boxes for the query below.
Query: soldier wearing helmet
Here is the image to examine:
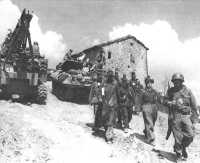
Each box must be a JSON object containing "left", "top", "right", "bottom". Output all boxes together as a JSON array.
[
  {"left": 100, "top": 69, "right": 118, "bottom": 143},
  {"left": 63, "top": 49, "right": 73, "bottom": 60},
  {"left": 171, "top": 73, "right": 184, "bottom": 82},
  {"left": 165, "top": 73, "right": 198, "bottom": 161}
]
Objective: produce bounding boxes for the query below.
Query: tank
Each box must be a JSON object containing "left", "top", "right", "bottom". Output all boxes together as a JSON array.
[
  {"left": 51, "top": 55, "right": 93, "bottom": 104},
  {"left": 0, "top": 9, "right": 48, "bottom": 104}
]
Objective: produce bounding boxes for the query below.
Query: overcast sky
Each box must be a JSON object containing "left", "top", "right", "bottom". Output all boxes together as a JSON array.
[
  {"left": 12, "top": 0, "right": 200, "bottom": 50},
  {"left": 1, "top": 0, "right": 200, "bottom": 101}
]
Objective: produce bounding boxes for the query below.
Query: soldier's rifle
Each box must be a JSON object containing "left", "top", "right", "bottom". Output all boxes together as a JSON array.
[{"left": 165, "top": 81, "right": 173, "bottom": 140}]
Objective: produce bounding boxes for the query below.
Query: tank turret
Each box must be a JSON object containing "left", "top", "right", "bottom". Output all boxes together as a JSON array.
[{"left": 51, "top": 51, "right": 93, "bottom": 103}]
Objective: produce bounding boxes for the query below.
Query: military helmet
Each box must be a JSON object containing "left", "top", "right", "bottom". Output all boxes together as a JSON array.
[
  {"left": 121, "top": 74, "right": 127, "bottom": 81},
  {"left": 145, "top": 76, "right": 154, "bottom": 84},
  {"left": 171, "top": 73, "right": 184, "bottom": 82},
  {"left": 107, "top": 69, "right": 114, "bottom": 77}
]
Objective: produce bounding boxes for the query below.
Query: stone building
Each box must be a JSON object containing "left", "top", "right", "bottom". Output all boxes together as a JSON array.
[{"left": 79, "top": 35, "right": 149, "bottom": 85}]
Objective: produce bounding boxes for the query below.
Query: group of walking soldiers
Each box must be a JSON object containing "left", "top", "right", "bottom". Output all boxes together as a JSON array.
[{"left": 89, "top": 70, "right": 199, "bottom": 161}]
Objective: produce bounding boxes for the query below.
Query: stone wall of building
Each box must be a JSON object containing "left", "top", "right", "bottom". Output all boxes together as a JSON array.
[
  {"left": 82, "top": 37, "right": 148, "bottom": 85},
  {"left": 102, "top": 38, "right": 148, "bottom": 85}
]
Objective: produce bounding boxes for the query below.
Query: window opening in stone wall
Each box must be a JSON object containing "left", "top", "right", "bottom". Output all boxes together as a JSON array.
[
  {"left": 108, "top": 51, "right": 111, "bottom": 59},
  {"left": 130, "top": 54, "right": 135, "bottom": 63},
  {"left": 130, "top": 42, "right": 134, "bottom": 46}
]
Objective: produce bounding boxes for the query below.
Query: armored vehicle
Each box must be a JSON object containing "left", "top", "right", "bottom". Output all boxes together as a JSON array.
[
  {"left": 51, "top": 55, "right": 93, "bottom": 104},
  {"left": 0, "top": 9, "right": 48, "bottom": 104}
]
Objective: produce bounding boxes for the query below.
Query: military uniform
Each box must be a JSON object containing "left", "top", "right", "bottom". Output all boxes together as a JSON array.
[
  {"left": 117, "top": 79, "right": 134, "bottom": 130},
  {"left": 166, "top": 85, "right": 197, "bottom": 157},
  {"left": 114, "top": 72, "right": 122, "bottom": 128},
  {"left": 101, "top": 70, "right": 118, "bottom": 142},
  {"left": 164, "top": 73, "right": 199, "bottom": 160},
  {"left": 89, "top": 80, "right": 103, "bottom": 130},
  {"left": 129, "top": 79, "right": 137, "bottom": 113},
  {"left": 141, "top": 87, "right": 158, "bottom": 143},
  {"left": 128, "top": 72, "right": 137, "bottom": 115},
  {"left": 134, "top": 80, "right": 143, "bottom": 113}
]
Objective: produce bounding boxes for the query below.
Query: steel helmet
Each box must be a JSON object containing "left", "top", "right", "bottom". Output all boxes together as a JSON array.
[
  {"left": 107, "top": 69, "right": 114, "bottom": 77},
  {"left": 171, "top": 73, "right": 184, "bottom": 82},
  {"left": 145, "top": 76, "right": 154, "bottom": 84}
]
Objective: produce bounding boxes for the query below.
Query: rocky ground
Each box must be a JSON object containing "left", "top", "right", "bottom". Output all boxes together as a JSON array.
[{"left": 0, "top": 82, "right": 200, "bottom": 163}]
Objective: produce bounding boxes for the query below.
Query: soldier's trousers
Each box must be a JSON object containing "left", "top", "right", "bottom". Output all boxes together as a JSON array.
[
  {"left": 134, "top": 94, "right": 142, "bottom": 112},
  {"left": 142, "top": 104, "right": 158, "bottom": 141},
  {"left": 116, "top": 106, "right": 122, "bottom": 127},
  {"left": 93, "top": 103, "right": 103, "bottom": 128},
  {"left": 101, "top": 107, "right": 117, "bottom": 128},
  {"left": 119, "top": 105, "right": 133, "bottom": 128},
  {"left": 172, "top": 114, "right": 194, "bottom": 155},
  {"left": 128, "top": 106, "right": 133, "bottom": 123},
  {"left": 101, "top": 107, "right": 117, "bottom": 141}
]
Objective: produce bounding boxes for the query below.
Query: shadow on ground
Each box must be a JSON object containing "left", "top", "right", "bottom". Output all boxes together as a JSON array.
[
  {"left": 134, "top": 132, "right": 149, "bottom": 145},
  {"left": 86, "top": 123, "right": 94, "bottom": 129},
  {"left": 86, "top": 123, "right": 105, "bottom": 139},
  {"left": 134, "top": 132, "right": 177, "bottom": 162},
  {"left": 152, "top": 148, "right": 177, "bottom": 162}
]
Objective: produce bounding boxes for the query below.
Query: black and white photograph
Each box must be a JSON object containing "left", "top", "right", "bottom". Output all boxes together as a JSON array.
[{"left": 0, "top": 0, "right": 200, "bottom": 162}]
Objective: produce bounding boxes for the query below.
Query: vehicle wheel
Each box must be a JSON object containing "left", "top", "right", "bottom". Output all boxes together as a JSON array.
[{"left": 36, "top": 83, "right": 47, "bottom": 104}]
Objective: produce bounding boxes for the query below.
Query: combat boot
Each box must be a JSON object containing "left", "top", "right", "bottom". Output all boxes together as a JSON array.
[
  {"left": 105, "top": 126, "right": 114, "bottom": 143},
  {"left": 143, "top": 129, "right": 147, "bottom": 138},
  {"left": 148, "top": 139, "right": 156, "bottom": 146},
  {"left": 182, "top": 147, "right": 188, "bottom": 161},
  {"left": 92, "top": 126, "right": 100, "bottom": 132},
  {"left": 176, "top": 153, "right": 183, "bottom": 162},
  {"left": 117, "top": 120, "right": 122, "bottom": 129}
]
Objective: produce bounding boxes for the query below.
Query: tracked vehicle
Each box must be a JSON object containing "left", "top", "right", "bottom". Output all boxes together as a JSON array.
[
  {"left": 0, "top": 9, "right": 48, "bottom": 104},
  {"left": 51, "top": 55, "right": 93, "bottom": 104}
]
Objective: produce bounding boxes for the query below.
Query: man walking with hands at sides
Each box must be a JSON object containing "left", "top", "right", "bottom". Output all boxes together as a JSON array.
[
  {"left": 117, "top": 74, "right": 134, "bottom": 132},
  {"left": 89, "top": 74, "right": 103, "bottom": 132},
  {"left": 101, "top": 70, "right": 118, "bottom": 143},
  {"left": 164, "top": 73, "right": 198, "bottom": 161},
  {"left": 141, "top": 76, "right": 159, "bottom": 146}
]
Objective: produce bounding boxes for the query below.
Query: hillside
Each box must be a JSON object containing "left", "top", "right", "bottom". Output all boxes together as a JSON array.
[{"left": 0, "top": 82, "right": 200, "bottom": 163}]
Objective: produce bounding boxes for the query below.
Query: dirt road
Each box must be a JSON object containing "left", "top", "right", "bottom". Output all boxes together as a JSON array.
[{"left": 0, "top": 83, "right": 200, "bottom": 163}]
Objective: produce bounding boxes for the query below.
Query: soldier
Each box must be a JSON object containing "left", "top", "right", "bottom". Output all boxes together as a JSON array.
[
  {"left": 63, "top": 49, "right": 73, "bottom": 60},
  {"left": 130, "top": 72, "right": 136, "bottom": 84},
  {"left": 129, "top": 72, "right": 137, "bottom": 95},
  {"left": 93, "top": 50, "right": 105, "bottom": 71},
  {"left": 117, "top": 74, "right": 134, "bottom": 132},
  {"left": 114, "top": 69, "right": 120, "bottom": 84},
  {"left": 91, "top": 51, "right": 105, "bottom": 80},
  {"left": 89, "top": 74, "right": 103, "bottom": 132},
  {"left": 141, "top": 76, "right": 159, "bottom": 146},
  {"left": 133, "top": 79, "right": 143, "bottom": 114},
  {"left": 164, "top": 73, "right": 198, "bottom": 161},
  {"left": 114, "top": 69, "right": 122, "bottom": 127},
  {"left": 129, "top": 72, "right": 137, "bottom": 114},
  {"left": 101, "top": 70, "right": 118, "bottom": 143}
]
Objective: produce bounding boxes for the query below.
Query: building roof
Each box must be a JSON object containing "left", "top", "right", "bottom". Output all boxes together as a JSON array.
[{"left": 83, "top": 35, "right": 149, "bottom": 52}]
